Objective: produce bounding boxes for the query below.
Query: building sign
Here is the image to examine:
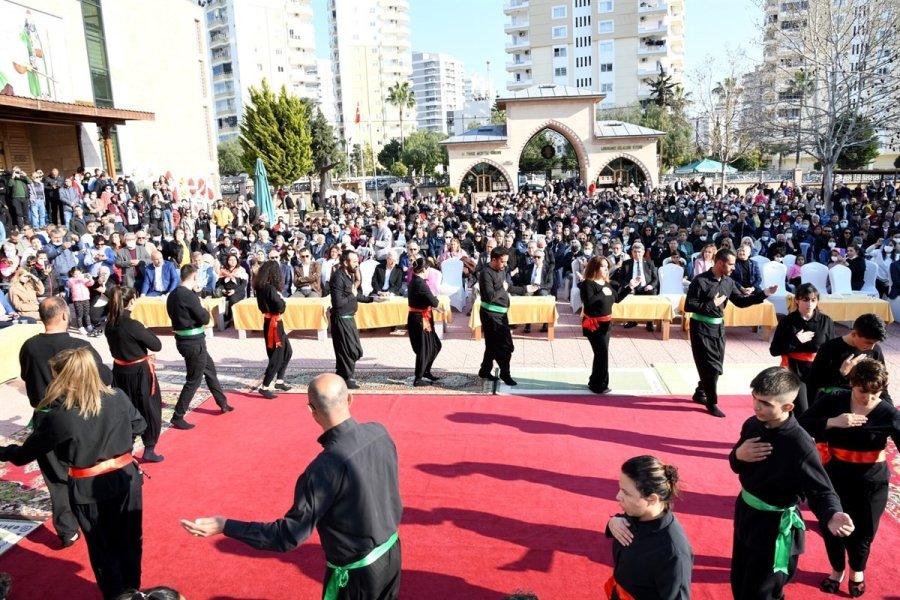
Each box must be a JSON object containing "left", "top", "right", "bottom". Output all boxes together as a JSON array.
[
  {"left": 463, "top": 150, "right": 502, "bottom": 157},
  {"left": 0, "top": 2, "right": 74, "bottom": 101},
  {"left": 597, "top": 144, "right": 646, "bottom": 152}
]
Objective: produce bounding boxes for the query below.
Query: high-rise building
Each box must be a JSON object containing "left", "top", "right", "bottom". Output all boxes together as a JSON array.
[
  {"left": 205, "top": 0, "right": 319, "bottom": 143},
  {"left": 465, "top": 73, "right": 497, "bottom": 103},
  {"left": 315, "top": 58, "right": 338, "bottom": 127},
  {"left": 328, "top": 0, "right": 413, "bottom": 150},
  {"left": 411, "top": 52, "right": 465, "bottom": 134},
  {"left": 503, "top": 0, "right": 685, "bottom": 108}
]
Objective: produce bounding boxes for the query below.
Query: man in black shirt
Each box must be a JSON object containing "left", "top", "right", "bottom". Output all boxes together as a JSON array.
[
  {"left": 18, "top": 296, "right": 112, "bottom": 548},
  {"left": 166, "top": 264, "right": 233, "bottom": 430},
  {"left": 685, "top": 248, "right": 777, "bottom": 417},
  {"left": 182, "top": 373, "right": 402, "bottom": 599},
  {"left": 330, "top": 250, "right": 373, "bottom": 389}
]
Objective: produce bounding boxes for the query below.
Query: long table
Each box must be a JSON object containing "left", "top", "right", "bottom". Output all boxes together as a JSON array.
[
  {"left": 786, "top": 293, "right": 894, "bottom": 324},
  {"left": 469, "top": 296, "right": 559, "bottom": 341},
  {"left": 610, "top": 295, "right": 675, "bottom": 341},
  {"left": 0, "top": 323, "right": 44, "bottom": 383},
  {"left": 232, "top": 295, "right": 452, "bottom": 340},
  {"left": 131, "top": 296, "right": 225, "bottom": 337},
  {"left": 678, "top": 295, "right": 778, "bottom": 337}
]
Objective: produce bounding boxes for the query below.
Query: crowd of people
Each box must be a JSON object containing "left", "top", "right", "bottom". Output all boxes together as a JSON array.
[{"left": 1, "top": 166, "right": 900, "bottom": 599}]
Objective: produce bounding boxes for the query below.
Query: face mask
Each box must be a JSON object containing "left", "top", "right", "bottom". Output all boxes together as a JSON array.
[
  {"left": 762, "top": 236, "right": 769, "bottom": 242},
  {"left": 683, "top": 210, "right": 690, "bottom": 215},
  {"left": 775, "top": 256, "right": 783, "bottom": 262},
  {"left": 37, "top": 259, "right": 45, "bottom": 266},
  {"left": 828, "top": 241, "right": 836, "bottom": 248},
  {"left": 764, "top": 223, "right": 771, "bottom": 229},
  {"left": 800, "top": 224, "right": 809, "bottom": 230},
  {"left": 153, "top": 237, "right": 161, "bottom": 244},
  {"left": 699, "top": 235, "right": 708, "bottom": 241},
  {"left": 885, "top": 246, "right": 895, "bottom": 253},
  {"left": 669, "top": 208, "right": 675, "bottom": 212},
  {"left": 600, "top": 238, "right": 609, "bottom": 244},
  {"left": 893, "top": 238, "right": 900, "bottom": 244},
  {"left": 126, "top": 241, "right": 136, "bottom": 250},
  {"left": 831, "top": 254, "right": 839, "bottom": 261},
  {"left": 785, "top": 233, "right": 793, "bottom": 239},
  {"left": 656, "top": 222, "right": 664, "bottom": 228},
  {"left": 840, "top": 221, "right": 848, "bottom": 228}
]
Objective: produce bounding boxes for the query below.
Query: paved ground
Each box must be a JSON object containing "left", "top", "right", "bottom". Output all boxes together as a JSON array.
[{"left": 2, "top": 298, "right": 899, "bottom": 437}]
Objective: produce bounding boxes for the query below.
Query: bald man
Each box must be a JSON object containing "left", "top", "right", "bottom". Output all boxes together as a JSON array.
[
  {"left": 140, "top": 251, "right": 179, "bottom": 296},
  {"left": 182, "top": 373, "right": 402, "bottom": 599}
]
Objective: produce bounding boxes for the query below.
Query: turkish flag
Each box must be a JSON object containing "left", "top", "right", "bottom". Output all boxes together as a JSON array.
[{"left": 355, "top": 103, "right": 361, "bottom": 124}]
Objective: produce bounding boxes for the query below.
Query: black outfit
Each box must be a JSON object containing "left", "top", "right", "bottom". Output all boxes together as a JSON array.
[
  {"left": 371, "top": 264, "right": 403, "bottom": 296},
  {"left": 729, "top": 415, "right": 843, "bottom": 600},
  {"left": 684, "top": 270, "right": 767, "bottom": 410},
  {"left": 215, "top": 267, "right": 247, "bottom": 323},
  {"left": 105, "top": 311, "right": 163, "bottom": 448},
  {"left": 407, "top": 276, "right": 442, "bottom": 381},
  {"left": 768, "top": 310, "right": 835, "bottom": 415},
  {"left": 478, "top": 265, "right": 521, "bottom": 379},
  {"left": 257, "top": 285, "right": 293, "bottom": 387},
  {"left": 605, "top": 511, "right": 693, "bottom": 600},
  {"left": 846, "top": 255, "right": 866, "bottom": 291},
  {"left": 166, "top": 287, "right": 230, "bottom": 419},
  {"left": 330, "top": 269, "right": 372, "bottom": 382},
  {"left": 0, "top": 389, "right": 146, "bottom": 600},
  {"left": 223, "top": 418, "right": 402, "bottom": 599},
  {"left": 807, "top": 337, "right": 887, "bottom": 404},
  {"left": 578, "top": 279, "right": 630, "bottom": 392},
  {"left": 18, "top": 332, "right": 112, "bottom": 543},
  {"left": 800, "top": 392, "right": 900, "bottom": 575}
]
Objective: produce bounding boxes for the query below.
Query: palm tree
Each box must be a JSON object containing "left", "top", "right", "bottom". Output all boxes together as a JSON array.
[
  {"left": 785, "top": 69, "right": 815, "bottom": 167},
  {"left": 386, "top": 81, "right": 416, "bottom": 152},
  {"left": 648, "top": 73, "right": 677, "bottom": 108}
]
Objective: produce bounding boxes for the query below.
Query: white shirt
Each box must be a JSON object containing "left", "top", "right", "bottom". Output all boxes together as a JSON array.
[
  {"left": 531, "top": 263, "right": 542, "bottom": 285},
  {"left": 154, "top": 264, "right": 164, "bottom": 291},
  {"left": 632, "top": 260, "right": 644, "bottom": 282}
]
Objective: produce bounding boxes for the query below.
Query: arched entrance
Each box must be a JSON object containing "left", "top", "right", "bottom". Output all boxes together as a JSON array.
[
  {"left": 459, "top": 161, "right": 512, "bottom": 194},
  {"left": 595, "top": 155, "right": 652, "bottom": 188},
  {"left": 518, "top": 126, "right": 582, "bottom": 188}
]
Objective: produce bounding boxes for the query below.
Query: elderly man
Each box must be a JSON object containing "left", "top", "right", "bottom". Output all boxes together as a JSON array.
[
  {"left": 516, "top": 248, "right": 554, "bottom": 334},
  {"left": 615, "top": 241, "right": 659, "bottom": 331},
  {"left": 292, "top": 248, "right": 322, "bottom": 297},
  {"left": 140, "top": 251, "right": 180, "bottom": 296},
  {"left": 192, "top": 251, "right": 217, "bottom": 296},
  {"left": 115, "top": 231, "right": 151, "bottom": 290},
  {"left": 371, "top": 250, "right": 403, "bottom": 296},
  {"left": 182, "top": 373, "right": 402, "bottom": 599},
  {"left": 372, "top": 216, "right": 394, "bottom": 262}
]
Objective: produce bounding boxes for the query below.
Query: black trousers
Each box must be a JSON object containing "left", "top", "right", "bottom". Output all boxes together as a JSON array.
[
  {"left": 113, "top": 362, "right": 161, "bottom": 447},
  {"left": 73, "top": 467, "right": 143, "bottom": 600},
  {"left": 408, "top": 313, "right": 441, "bottom": 379},
  {"left": 480, "top": 310, "right": 513, "bottom": 377},
  {"left": 332, "top": 316, "right": 363, "bottom": 381},
  {"left": 262, "top": 318, "right": 293, "bottom": 386},
  {"left": 586, "top": 323, "right": 611, "bottom": 390},
  {"left": 174, "top": 337, "right": 228, "bottom": 419},
  {"left": 322, "top": 538, "right": 401, "bottom": 600},
  {"left": 821, "top": 473, "right": 888, "bottom": 573},
  {"left": 32, "top": 412, "right": 78, "bottom": 541},
  {"left": 731, "top": 536, "right": 800, "bottom": 600},
  {"left": 690, "top": 319, "right": 725, "bottom": 406},
  {"left": 10, "top": 196, "right": 27, "bottom": 228}
]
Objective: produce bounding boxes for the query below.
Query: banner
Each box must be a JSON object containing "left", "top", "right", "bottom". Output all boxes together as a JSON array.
[{"left": 0, "top": 2, "right": 74, "bottom": 101}]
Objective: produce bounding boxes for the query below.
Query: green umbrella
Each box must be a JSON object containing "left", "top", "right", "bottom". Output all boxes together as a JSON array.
[{"left": 254, "top": 157, "right": 275, "bottom": 225}]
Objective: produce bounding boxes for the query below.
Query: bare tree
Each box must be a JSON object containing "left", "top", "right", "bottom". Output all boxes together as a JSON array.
[{"left": 759, "top": 0, "right": 900, "bottom": 208}]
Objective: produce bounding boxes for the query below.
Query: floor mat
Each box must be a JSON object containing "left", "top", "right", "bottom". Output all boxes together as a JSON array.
[
  {"left": 495, "top": 368, "right": 666, "bottom": 395},
  {"left": 653, "top": 363, "right": 772, "bottom": 395}
]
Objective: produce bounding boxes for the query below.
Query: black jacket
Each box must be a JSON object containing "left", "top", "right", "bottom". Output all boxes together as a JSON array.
[{"left": 371, "top": 265, "right": 403, "bottom": 296}]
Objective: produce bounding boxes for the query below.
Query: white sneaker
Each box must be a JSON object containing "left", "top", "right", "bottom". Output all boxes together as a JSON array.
[{"left": 78, "top": 327, "right": 87, "bottom": 335}]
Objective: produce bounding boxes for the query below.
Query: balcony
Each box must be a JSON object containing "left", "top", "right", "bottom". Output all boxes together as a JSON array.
[
  {"left": 638, "top": 41, "right": 667, "bottom": 55},
  {"left": 287, "top": 2, "right": 314, "bottom": 18},
  {"left": 637, "top": 64, "right": 662, "bottom": 77},
  {"left": 638, "top": 1, "right": 668, "bottom": 13},
  {"left": 505, "top": 37, "right": 531, "bottom": 52},
  {"left": 211, "top": 47, "right": 230, "bottom": 63},
  {"left": 209, "top": 33, "right": 229, "bottom": 48},
  {"left": 638, "top": 21, "right": 668, "bottom": 35},
  {"left": 638, "top": 85, "right": 653, "bottom": 98},
  {"left": 507, "top": 76, "right": 532, "bottom": 89},
  {"left": 506, "top": 57, "right": 532, "bottom": 69},
  {"left": 504, "top": 0, "right": 528, "bottom": 12},
  {"left": 504, "top": 17, "right": 529, "bottom": 33}
]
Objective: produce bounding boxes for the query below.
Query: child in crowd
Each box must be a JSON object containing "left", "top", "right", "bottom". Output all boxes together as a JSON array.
[
  {"left": 787, "top": 254, "right": 805, "bottom": 291},
  {"left": 66, "top": 266, "right": 94, "bottom": 334}
]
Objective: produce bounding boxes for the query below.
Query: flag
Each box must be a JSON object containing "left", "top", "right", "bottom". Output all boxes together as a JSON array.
[{"left": 354, "top": 102, "right": 361, "bottom": 124}]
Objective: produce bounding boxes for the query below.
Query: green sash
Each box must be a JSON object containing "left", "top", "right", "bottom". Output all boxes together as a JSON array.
[
  {"left": 337, "top": 314, "right": 355, "bottom": 319},
  {"left": 481, "top": 302, "right": 509, "bottom": 314},
  {"left": 819, "top": 386, "right": 844, "bottom": 395},
  {"left": 174, "top": 327, "right": 205, "bottom": 337},
  {"left": 740, "top": 488, "right": 805, "bottom": 574},
  {"left": 324, "top": 532, "right": 398, "bottom": 600},
  {"left": 690, "top": 313, "right": 724, "bottom": 325}
]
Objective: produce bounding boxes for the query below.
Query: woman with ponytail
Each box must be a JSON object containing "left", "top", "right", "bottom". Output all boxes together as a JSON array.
[
  {"left": 407, "top": 257, "right": 445, "bottom": 386},
  {"left": 105, "top": 285, "right": 165, "bottom": 462},
  {"left": 604, "top": 455, "right": 693, "bottom": 600}
]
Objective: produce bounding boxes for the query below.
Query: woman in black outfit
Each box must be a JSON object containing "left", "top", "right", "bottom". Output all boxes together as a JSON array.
[
  {"left": 253, "top": 260, "right": 293, "bottom": 399},
  {"left": 0, "top": 347, "right": 146, "bottom": 600},
  {"left": 768, "top": 282, "right": 834, "bottom": 415},
  {"left": 605, "top": 455, "right": 693, "bottom": 600},
  {"left": 215, "top": 253, "right": 248, "bottom": 325},
  {"left": 577, "top": 255, "right": 631, "bottom": 394},
  {"left": 407, "top": 257, "right": 444, "bottom": 386},
  {"left": 105, "top": 285, "right": 164, "bottom": 462}
]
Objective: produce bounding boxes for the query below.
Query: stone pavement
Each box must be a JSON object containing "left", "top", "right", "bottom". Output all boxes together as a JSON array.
[{"left": 2, "top": 299, "right": 899, "bottom": 437}]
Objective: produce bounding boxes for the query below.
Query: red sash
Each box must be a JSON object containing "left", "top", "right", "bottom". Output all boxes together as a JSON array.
[
  {"left": 409, "top": 306, "right": 433, "bottom": 332},
  {"left": 817, "top": 442, "right": 886, "bottom": 465},
  {"left": 113, "top": 355, "right": 157, "bottom": 396},
  {"left": 604, "top": 575, "right": 635, "bottom": 600},
  {"left": 68, "top": 452, "right": 134, "bottom": 478},
  {"left": 263, "top": 313, "right": 282, "bottom": 349},
  {"left": 779, "top": 351, "right": 817, "bottom": 367},
  {"left": 582, "top": 314, "right": 612, "bottom": 332}
]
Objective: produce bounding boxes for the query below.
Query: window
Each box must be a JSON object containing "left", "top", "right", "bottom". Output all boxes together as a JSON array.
[
  {"left": 553, "top": 46, "right": 567, "bottom": 58},
  {"left": 599, "top": 41, "right": 614, "bottom": 55},
  {"left": 80, "top": 0, "right": 114, "bottom": 108},
  {"left": 552, "top": 5, "right": 566, "bottom": 18},
  {"left": 600, "top": 83, "right": 614, "bottom": 92},
  {"left": 599, "top": 20, "right": 613, "bottom": 33},
  {"left": 598, "top": 0, "right": 613, "bottom": 12},
  {"left": 552, "top": 26, "right": 567, "bottom": 38},
  {"left": 555, "top": 67, "right": 567, "bottom": 76},
  {"left": 600, "top": 63, "right": 613, "bottom": 72}
]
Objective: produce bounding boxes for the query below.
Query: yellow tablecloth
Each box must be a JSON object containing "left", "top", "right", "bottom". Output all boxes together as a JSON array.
[
  {"left": 469, "top": 296, "right": 559, "bottom": 330},
  {"left": 786, "top": 294, "right": 894, "bottom": 324},
  {"left": 131, "top": 296, "right": 223, "bottom": 329},
  {"left": 611, "top": 295, "right": 675, "bottom": 321},
  {"left": 0, "top": 323, "right": 44, "bottom": 383},
  {"left": 355, "top": 296, "right": 452, "bottom": 330},
  {"left": 232, "top": 297, "right": 331, "bottom": 331},
  {"left": 678, "top": 296, "right": 778, "bottom": 328}
]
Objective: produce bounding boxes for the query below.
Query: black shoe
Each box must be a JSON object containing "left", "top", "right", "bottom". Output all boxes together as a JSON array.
[
  {"left": 540, "top": 323, "right": 548, "bottom": 333},
  {"left": 590, "top": 386, "right": 612, "bottom": 394},
  {"left": 274, "top": 382, "right": 292, "bottom": 392},
  {"left": 423, "top": 372, "right": 442, "bottom": 382},
  {"left": 60, "top": 532, "right": 80, "bottom": 549},
  {"left": 346, "top": 380, "right": 361, "bottom": 390},
  {"left": 500, "top": 374, "right": 517, "bottom": 386},
  {"left": 478, "top": 370, "right": 499, "bottom": 381},
  {"left": 142, "top": 448, "right": 165, "bottom": 463},
  {"left": 623, "top": 321, "right": 637, "bottom": 329},
  {"left": 170, "top": 417, "right": 195, "bottom": 430},
  {"left": 646, "top": 322, "right": 655, "bottom": 332},
  {"left": 523, "top": 324, "right": 532, "bottom": 333},
  {"left": 691, "top": 391, "right": 707, "bottom": 405},
  {"left": 706, "top": 404, "right": 726, "bottom": 418},
  {"left": 220, "top": 404, "right": 235, "bottom": 413},
  {"left": 259, "top": 388, "right": 277, "bottom": 399},
  {"left": 413, "top": 379, "right": 429, "bottom": 387}
]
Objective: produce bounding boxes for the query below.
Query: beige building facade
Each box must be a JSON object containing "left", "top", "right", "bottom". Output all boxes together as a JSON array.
[{"left": 442, "top": 86, "right": 663, "bottom": 195}]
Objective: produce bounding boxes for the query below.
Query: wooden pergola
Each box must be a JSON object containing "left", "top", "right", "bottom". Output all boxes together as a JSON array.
[{"left": 0, "top": 94, "right": 154, "bottom": 178}]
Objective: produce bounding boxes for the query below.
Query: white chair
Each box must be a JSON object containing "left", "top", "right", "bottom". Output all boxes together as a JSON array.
[
  {"left": 762, "top": 261, "right": 789, "bottom": 314},
  {"left": 658, "top": 263, "right": 686, "bottom": 312},
  {"left": 782, "top": 254, "right": 797, "bottom": 270},
  {"left": 800, "top": 262, "right": 829, "bottom": 292},
  {"left": 828, "top": 264, "right": 852, "bottom": 295},
  {"left": 800, "top": 242, "right": 811, "bottom": 260},
  {"left": 750, "top": 255, "right": 770, "bottom": 270},
  {"left": 570, "top": 270, "right": 584, "bottom": 314},
  {"left": 853, "top": 260, "right": 880, "bottom": 298},
  {"left": 438, "top": 258, "right": 467, "bottom": 312},
  {"left": 359, "top": 259, "right": 379, "bottom": 296},
  {"left": 890, "top": 296, "right": 900, "bottom": 323}
]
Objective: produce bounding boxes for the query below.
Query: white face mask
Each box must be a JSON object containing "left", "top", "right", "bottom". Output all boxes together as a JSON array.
[{"left": 126, "top": 241, "right": 136, "bottom": 250}]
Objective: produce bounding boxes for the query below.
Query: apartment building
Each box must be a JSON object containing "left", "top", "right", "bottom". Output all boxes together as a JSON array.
[
  {"left": 206, "top": 0, "right": 319, "bottom": 143},
  {"left": 411, "top": 52, "right": 465, "bottom": 134},
  {"left": 504, "top": 0, "right": 685, "bottom": 108},
  {"left": 328, "top": 0, "right": 413, "bottom": 149}
]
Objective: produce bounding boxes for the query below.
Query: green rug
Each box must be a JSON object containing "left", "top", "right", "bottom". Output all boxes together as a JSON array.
[{"left": 653, "top": 363, "right": 772, "bottom": 396}]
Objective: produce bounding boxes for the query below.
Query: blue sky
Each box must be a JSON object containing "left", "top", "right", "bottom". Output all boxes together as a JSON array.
[{"left": 311, "top": 0, "right": 763, "bottom": 95}]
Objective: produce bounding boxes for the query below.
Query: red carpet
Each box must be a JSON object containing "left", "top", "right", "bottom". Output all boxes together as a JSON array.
[{"left": 2, "top": 390, "right": 899, "bottom": 599}]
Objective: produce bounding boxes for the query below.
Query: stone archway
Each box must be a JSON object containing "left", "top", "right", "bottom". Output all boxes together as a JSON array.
[
  {"left": 592, "top": 153, "right": 654, "bottom": 187},
  {"left": 456, "top": 158, "right": 515, "bottom": 194},
  {"left": 517, "top": 119, "right": 590, "bottom": 178}
]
